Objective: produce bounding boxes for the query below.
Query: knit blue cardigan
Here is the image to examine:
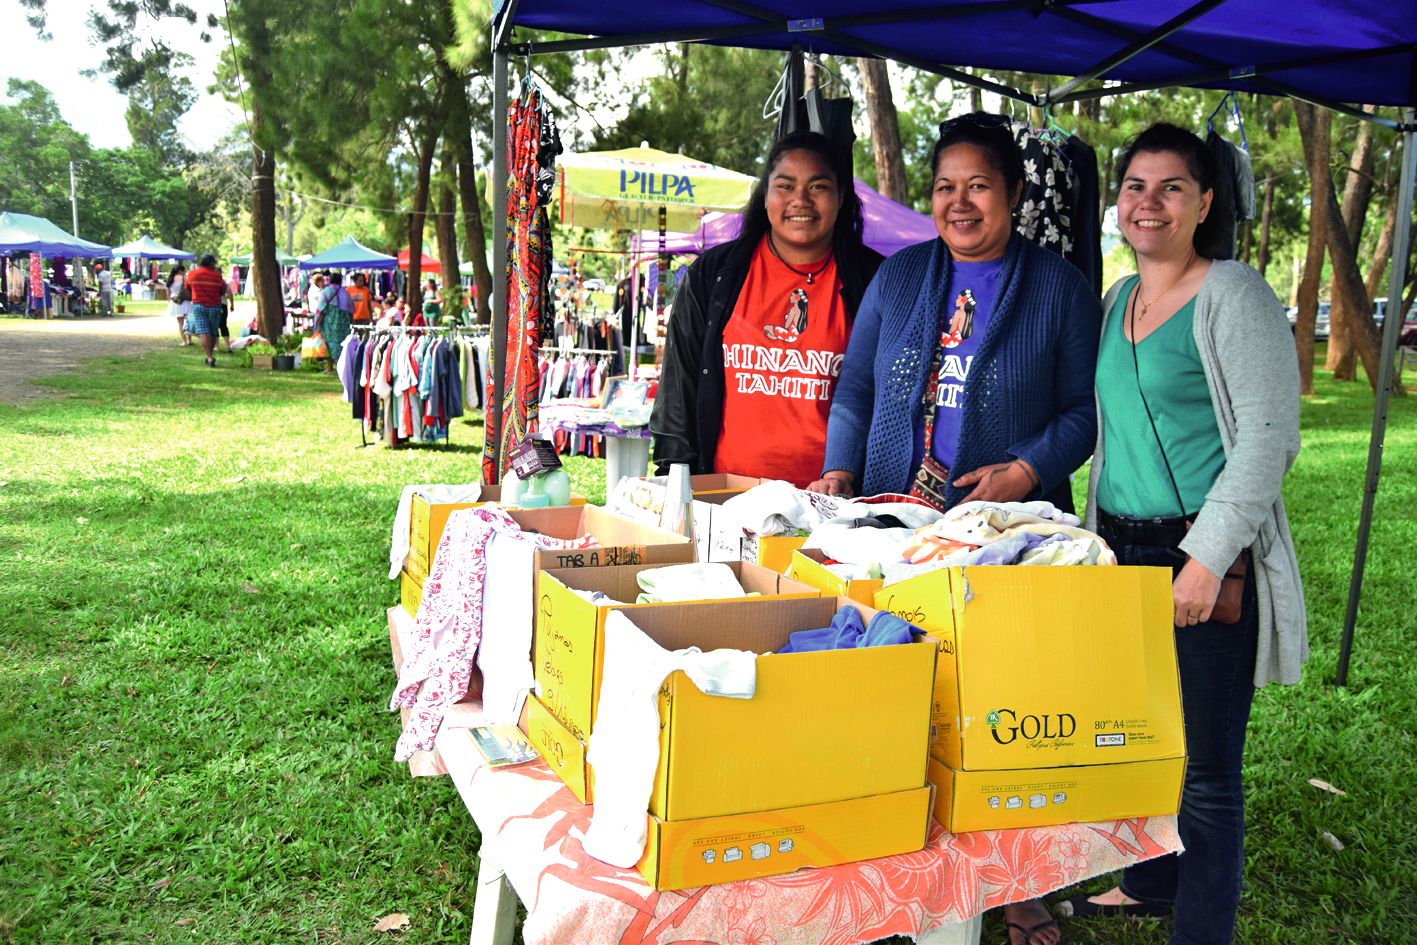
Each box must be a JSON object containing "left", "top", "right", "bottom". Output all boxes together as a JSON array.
[{"left": 822, "top": 235, "right": 1101, "bottom": 506}]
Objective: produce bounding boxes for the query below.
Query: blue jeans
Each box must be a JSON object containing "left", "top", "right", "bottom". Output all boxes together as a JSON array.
[{"left": 1098, "top": 516, "right": 1259, "bottom": 945}]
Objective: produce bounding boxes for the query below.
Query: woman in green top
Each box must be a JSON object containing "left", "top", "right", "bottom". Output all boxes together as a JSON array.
[
  {"left": 1071, "top": 124, "right": 1306, "bottom": 945},
  {"left": 422, "top": 278, "right": 441, "bottom": 322}
]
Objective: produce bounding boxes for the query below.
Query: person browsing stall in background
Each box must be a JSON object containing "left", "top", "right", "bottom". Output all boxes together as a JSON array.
[
  {"left": 347, "top": 272, "right": 374, "bottom": 325},
  {"left": 809, "top": 113, "right": 1100, "bottom": 518},
  {"left": 167, "top": 264, "right": 191, "bottom": 346},
  {"left": 306, "top": 272, "right": 325, "bottom": 319},
  {"left": 1067, "top": 123, "right": 1306, "bottom": 945},
  {"left": 94, "top": 262, "right": 114, "bottom": 317},
  {"left": 317, "top": 272, "right": 354, "bottom": 374},
  {"left": 422, "top": 277, "right": 441, "bottom": 323},
  {"left": 184, "top": 254, "right": 231, "bottom": 368},
  {"left": 651, "top": 131, "right": 883, "bottom": 486}
]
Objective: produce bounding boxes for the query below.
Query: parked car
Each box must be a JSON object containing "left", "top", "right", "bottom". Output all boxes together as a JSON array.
[{"left": 1284, "top": 302, "right": 1328, "bottom": 339}]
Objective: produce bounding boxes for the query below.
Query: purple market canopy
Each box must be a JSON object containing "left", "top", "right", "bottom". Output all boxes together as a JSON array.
[{"left": 641, "top": 177, "right": 937, "bottom": 257}]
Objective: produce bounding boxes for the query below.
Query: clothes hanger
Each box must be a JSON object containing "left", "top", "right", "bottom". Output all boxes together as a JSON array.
[{"left": 1206, "top": 91, "right": 1249, "bottom": 151}]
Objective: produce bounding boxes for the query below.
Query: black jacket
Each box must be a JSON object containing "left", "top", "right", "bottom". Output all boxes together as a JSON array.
[{"left": 650, "top": 235, "right": 885, "bottom": 474}]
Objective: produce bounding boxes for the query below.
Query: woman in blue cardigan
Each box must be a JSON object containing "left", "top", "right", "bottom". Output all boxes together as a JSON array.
[{"left": 809, "top": 114, "right": 1101, "bottom": 515}]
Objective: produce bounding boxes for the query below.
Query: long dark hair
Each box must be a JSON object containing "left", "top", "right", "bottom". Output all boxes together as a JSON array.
[
  {"left": 739, "top": 131, "right": 864, "bottom": 260},
  {"left": 1116, "top": 123, "right": 1226, "bottom": 259},
  {"left": 166, "top": 265, "right": 185, "bottom": 288}
]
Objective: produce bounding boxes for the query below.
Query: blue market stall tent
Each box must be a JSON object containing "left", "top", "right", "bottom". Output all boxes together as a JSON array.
[
  {"left": 109, "top": 235, "right": 194, "bottom": 261},
  {"left": 0, "top": 211, "right": 112, "bottom": 257},
  {"left": 298, "top": 235, "right": 399, "bottom": 271},
  {"left": 489, "top": 1, "right": 1417, "bottom": 684}
]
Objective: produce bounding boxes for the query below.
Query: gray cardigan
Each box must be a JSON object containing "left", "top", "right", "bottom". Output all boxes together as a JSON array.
[{"left": 1085, "top": 261, "right": 1309, "bottom": 687}]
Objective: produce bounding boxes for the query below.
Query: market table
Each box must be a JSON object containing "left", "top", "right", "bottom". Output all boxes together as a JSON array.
[{"left": 389, "top": 608, "right": 1183, "bottom": 945}]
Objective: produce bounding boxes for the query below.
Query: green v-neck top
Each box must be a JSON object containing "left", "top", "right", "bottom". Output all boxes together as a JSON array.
[{"left": 1095, "top": 276, "right": 1225, "bottom": 518}]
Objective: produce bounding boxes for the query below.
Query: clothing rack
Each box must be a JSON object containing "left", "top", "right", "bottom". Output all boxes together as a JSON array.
[{"left": 349, "top": 324, "right": 481, "bottom": 450}]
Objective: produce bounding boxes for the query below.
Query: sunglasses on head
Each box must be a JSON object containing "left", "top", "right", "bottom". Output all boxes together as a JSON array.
[{"left": 938, "top": 113, "right": 1013, "bottom": 136}]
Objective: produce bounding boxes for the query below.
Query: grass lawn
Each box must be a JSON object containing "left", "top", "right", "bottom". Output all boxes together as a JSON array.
[{"left": 0, "top": 344, "right": 1412, "bottom": 944}]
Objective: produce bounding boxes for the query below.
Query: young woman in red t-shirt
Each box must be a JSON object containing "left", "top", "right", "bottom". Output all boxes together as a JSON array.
[{"left": 651, "top": 132, "right": 883, "bottom": 486}]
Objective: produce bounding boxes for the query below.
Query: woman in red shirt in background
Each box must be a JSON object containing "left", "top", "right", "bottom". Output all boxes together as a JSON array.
[
  {"left": 183, "top": 254, "right": 231, "bottom": 368},
  {"left": 651, "top": 131, "right": 882, "bottom": 485}
]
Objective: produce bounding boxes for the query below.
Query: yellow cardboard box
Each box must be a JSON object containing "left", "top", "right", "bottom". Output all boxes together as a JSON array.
[
  {"left": 404, "top": 485, "right": 589, "bottom": 579},
  {"left": 399, "top": 568, "right": 424, "bottom": 616},
  {"left": 743, "top": 534, "right": 809, "bottom": 574},
  {"left": 527, "top": 594, "right": 936, "bottom": 824},
  {"left": 871, "top": 566, "right": 1183, "bottom": 772},
  {"left": 640, "top": 785, "right": 933, "bottom": 891},
  {"left": 929, "top": 755, "right": 1186, "bottom": 833},
  {"left": 787, "top": 548, "right": 885, "bottom": 606},
  {"left": 533, "top": 561, "right": 823, "bottom": 751}
]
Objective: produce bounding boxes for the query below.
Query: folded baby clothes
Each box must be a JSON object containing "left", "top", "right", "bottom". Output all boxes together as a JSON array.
[
  {"left": 635, "top": 562, "right": 747, "bottom": 604},
  {"left": 776, "top": 606, "right": 917, "bottom": 653},
  {"left": 583, "top": 612, "right": 757, "bottom": 867}
]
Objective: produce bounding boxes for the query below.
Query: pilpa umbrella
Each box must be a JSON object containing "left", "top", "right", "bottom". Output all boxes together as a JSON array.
[{"left": 554, "top": 145, "right": 755, "bottom": 232}]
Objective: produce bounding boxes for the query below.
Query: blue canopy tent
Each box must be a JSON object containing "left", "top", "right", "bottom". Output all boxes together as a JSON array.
[
  {"left": 0, "top": 211, "right": 112, "bottom": 256},
  {"left": 490, "top": 1, "right": 1417, "bottom": 685},
  {"left": 109, "top": 235, "right": 194, "bottom": 261},
  {"left": 298, "top": 235, "right": 399, "bottom": 271}
]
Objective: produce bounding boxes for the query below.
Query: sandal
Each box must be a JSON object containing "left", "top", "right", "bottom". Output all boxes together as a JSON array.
[
  {"left": 205, "top": 356, "right": 217, "bottom": 368},
  {"left": 1059, "top": 894, "right": 1171, "bottom": 918},
  {"left": 1006, "top": 917, "right": 1062, "bottom": 945}
]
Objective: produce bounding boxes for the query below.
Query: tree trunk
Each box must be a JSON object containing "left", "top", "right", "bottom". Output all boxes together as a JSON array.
[
  {"left": 249, "top": 101, "right": 284, "bottom": 343},
  {"left": 1295, "top": 100, "right": 1386, "bottom": 390},
  {"left": 857, "top": 57, "right": 908, "bottom": 204},
  {"left": 1364, "top": 192, "right": 1399, "bottom": 303},
  {"left": 1256, "top": 175, "right": 1275, "bottom": 277},
  {"left": 452, "top": 80, "right": 492, "bottom": 324},
  {"left": 1326, "top": 107, "right": 1378, "bottom": 374},
  {"left": 1239, "top": 218, "right": 1252, "bottom": 264},
  {"left": 407, "top": 128, "right": 437, "bottom": 314},
  {"left": 1294, "top": 185, "right": 1325, "bottom": 395},
  {"left": 436, "top": 140, "right": 462, "bottom": 324},
  {"left": 1340, "top": 108, "right": 1377, "bottom": 248}
]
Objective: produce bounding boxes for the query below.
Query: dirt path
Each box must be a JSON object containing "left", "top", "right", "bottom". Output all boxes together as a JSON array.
[{"left": 0, "top": 313, "right": 180, "bottom": 404}]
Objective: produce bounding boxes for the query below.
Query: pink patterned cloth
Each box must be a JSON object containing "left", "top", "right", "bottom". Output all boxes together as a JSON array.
[
  {"left": 391, "top": 506, "right": 596, "bottom": 761},
  {"left": 434, "top": 714, "right": 1183, "bottom": 945}
]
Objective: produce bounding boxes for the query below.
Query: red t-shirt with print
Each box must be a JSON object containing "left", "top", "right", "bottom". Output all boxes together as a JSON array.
[
  {"left": 186, "top": 265, "right": 226, "bottom": 306},
  {"left": 713, "top": 236, "right": 850, "bottom": 487}
]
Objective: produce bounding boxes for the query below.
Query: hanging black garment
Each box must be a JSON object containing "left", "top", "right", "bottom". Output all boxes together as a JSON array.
[
  {"left": 1205, "top": 131, "right": 1239, "bottom": 261},
  {"left": 1063, "top": 135, "right": 1104, "bottom": 296}
]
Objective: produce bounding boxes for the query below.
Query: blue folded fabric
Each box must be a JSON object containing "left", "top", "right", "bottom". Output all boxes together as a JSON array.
[{"left": 777, "top": 606, "right": 917, "bottom": 653}]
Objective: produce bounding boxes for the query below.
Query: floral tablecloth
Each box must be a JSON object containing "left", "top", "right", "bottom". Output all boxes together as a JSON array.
[{"left": 433, "top": 713, "right": 1181, "bottom": 945}]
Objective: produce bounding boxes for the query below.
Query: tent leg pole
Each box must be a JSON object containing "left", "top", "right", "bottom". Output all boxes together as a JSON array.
[
  {"left": 1337, "top": 110, "right": 1416, "bottom": 687},
  {"left": 489, "top": 46, "right": 510, "bottom": 485}
]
